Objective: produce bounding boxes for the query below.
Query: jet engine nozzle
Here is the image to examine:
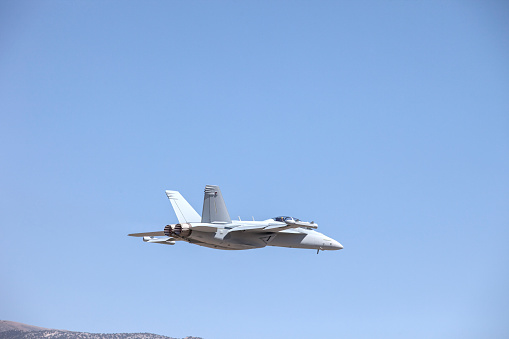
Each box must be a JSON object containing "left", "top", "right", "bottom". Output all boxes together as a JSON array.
[{"left": 164, "top": 223, "right": 192, "bottom": 238}]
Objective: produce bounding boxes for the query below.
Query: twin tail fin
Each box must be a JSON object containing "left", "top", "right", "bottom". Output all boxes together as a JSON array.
[{"left": 166, "top": 185, "right": 231, "bottom": 224}]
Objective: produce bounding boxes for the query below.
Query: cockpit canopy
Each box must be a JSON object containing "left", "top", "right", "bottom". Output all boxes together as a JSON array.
[{"left": 272, "top": 216, "right": 301, "bottom": 222}]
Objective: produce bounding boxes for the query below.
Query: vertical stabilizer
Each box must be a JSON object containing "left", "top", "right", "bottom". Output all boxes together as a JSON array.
[
  {"left": 202, "top": 185, "right": 231, "bottom": 224},
  {"left": 165, "top": 190, "right": 201, "bottom": 224}
]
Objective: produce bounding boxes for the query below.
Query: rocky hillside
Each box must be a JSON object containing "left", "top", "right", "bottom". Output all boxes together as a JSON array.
[
  {"left": 0, "top": 321, "right": 50, "bottom": 333},
  {"left": 0, "top": 321, "right": 200, "bottom": 339}
]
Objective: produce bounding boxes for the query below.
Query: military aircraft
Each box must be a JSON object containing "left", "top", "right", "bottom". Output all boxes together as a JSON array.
[{"left": 128, "top": 185, "right": 343, "bottom": 253}]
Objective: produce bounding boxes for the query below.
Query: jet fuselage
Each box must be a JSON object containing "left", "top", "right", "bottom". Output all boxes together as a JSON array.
[{"left": 129, "top": 185, "right": 343, "bottom": 253}]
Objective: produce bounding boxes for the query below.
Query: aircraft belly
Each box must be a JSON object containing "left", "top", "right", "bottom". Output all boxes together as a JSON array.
[{"left": 187, "top": 230, "right": 265, "bottom": 250}]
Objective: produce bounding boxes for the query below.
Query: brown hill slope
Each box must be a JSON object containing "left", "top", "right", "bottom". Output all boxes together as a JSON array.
[
  {"left": 0, "top": 322, "right": 200, "bottom": 339},
  {"left": 0, "top": 321, "right": 50, "bottom": 333}
]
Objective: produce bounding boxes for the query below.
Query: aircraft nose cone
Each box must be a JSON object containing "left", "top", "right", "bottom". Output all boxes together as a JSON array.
[{"left": 333, "top": 240, "right": 343, "bottom": 250}]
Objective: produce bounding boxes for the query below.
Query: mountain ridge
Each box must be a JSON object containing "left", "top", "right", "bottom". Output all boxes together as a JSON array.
[
  {"left": 0, "top": 321, "right": 201, "bottom": 339},
  {"left": 0, "top": 321, "right": 51, "bottom": 333}
]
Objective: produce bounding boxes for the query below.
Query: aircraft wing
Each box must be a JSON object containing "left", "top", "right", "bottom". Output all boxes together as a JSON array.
[
  {"left": 230, "top": 222, "right": 317, "bottom": 233},
  {"left": 128, "top": 231, "right": 166, "bottom": 237}
]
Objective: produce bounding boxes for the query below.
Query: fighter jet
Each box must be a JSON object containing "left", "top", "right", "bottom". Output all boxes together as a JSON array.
[{"left": 128, "top": 185, "right": 343, "bottom": 253}]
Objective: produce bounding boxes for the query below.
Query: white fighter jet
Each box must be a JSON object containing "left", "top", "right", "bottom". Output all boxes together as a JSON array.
[{"left": 128, "top": 185, "right": 343, "bottom": 253}]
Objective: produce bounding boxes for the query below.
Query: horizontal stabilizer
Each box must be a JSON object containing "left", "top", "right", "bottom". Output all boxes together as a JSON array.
[{"left": 128, "top": 231, "right": 165, "bottom": 237}]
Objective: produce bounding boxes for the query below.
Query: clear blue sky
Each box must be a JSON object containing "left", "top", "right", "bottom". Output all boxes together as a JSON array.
[{"left": 1, "top": 1, "right": 508, "bottom": 339}]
